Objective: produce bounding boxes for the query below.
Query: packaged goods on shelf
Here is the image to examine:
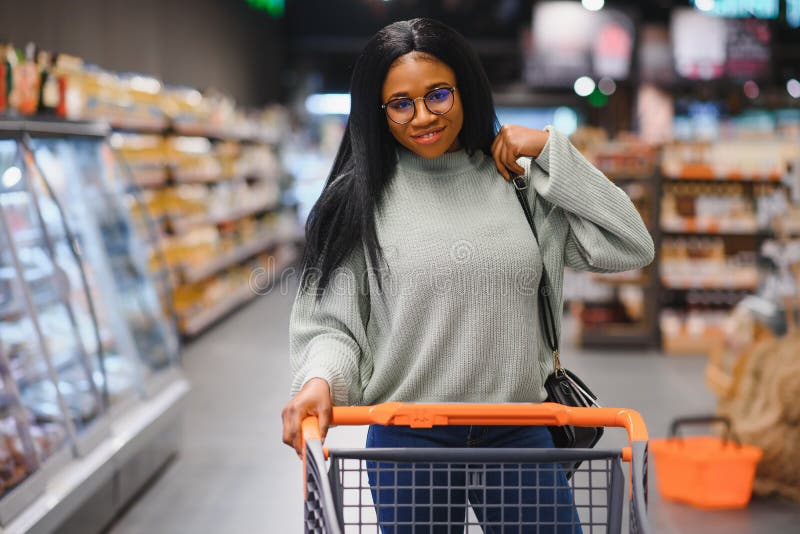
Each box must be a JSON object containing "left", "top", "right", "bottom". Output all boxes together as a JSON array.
[
  {"left": 661, "top": 182, "right": 760, "bottom": 234},
  {"left": 582, "top": 136, "right": 659, "bottom": 180},
  {"left": 660, "top": 308, "right": 728, "bottom": 355},
  {"left": 2, "top": 41, "right": 301, "bottom": 344},
  {"left": 662, "top": 140, "right": 788, "bottom": 180},
  {"left": 660, "top": 237, "right": 759, "bottom": 290},
  {"left": 110, "top": 134, "right": 169, "bottom": 186}
]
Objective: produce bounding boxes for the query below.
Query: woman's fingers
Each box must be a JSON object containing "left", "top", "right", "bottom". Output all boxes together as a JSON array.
[
  {"left": 493, "top": 134, "right": 510, "bottom": 180},
  {"left": 493, "top": 130, "right": 525, "bottom": 179},
  {"left": 281, "top": 378, "right": 333, "bottom": 457},
  {"left": 281, "top": 404, "right": 295, "bottom": 446},
  {"left": 494, "top": 150, "right": 510, "bottom": 180},
  {"left": 508, "top": 154, "right": 526, "bottom": 176}
]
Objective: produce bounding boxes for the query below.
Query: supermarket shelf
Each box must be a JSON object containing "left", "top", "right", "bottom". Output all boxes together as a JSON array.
[
  {"left": 606, "top": 173, "right": 654, "bottom": 182},
  {"left": 590, "top": 273, "right": 650, "bottom": 286},
  {"left": 168, "top": 200, "right": 279, "bottom": 234},
  {"left": 179, "top": 232, "right": 284, "bottom": 284},
  {"left": 0, "top": 119, "right": 109, "bottom": 139},
  {"left": 661, "top": 279, "right": 758, "bottom": 291},
  {"left": 179, "top": 283, "right": 254, "bottom": 336},
  {"left": 108, "top": 116, "right": 169, "bottom": 133},
  {"left": 171, "top": 169, "right": 238, "bottom": 184},
  {"left": 180, "top": 246, "right": 299, "bottom": 336},
  {"left": 660, "top": 218, "right": 762, "bottom": 235},
  {"left": 3, "top": 373, "right": 189, "bottom": 534},
  {"left": 662, "top": 334, "right": 722, "bottom": 356},
  {"left": 662, "top": 165, "right": 783, "bottom": 182},
  {"left": 15, "top": 349, "right": 83, "bottom": 390},
  {"left": 172, "top": 121, "right": 279, "bottom": 145},
  {"left": 129, "top": 167, "right": 169, "bottom": 188},
  {"left": 580, "top": 324, "right": 658, "bottom": 348}
]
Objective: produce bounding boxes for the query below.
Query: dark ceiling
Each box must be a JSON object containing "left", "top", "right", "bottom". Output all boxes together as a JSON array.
[{"left": 282, "top": 0, "right": 800, "bottom": 93}]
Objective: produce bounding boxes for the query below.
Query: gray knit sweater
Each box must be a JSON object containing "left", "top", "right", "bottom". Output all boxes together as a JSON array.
[{"left": 289, "top": 127, "right": 654, "bottom": 406}]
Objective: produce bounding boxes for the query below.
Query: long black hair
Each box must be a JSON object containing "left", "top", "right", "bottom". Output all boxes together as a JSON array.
[{"left": 300, "top": 18, "right": 499, "bottom": 298}]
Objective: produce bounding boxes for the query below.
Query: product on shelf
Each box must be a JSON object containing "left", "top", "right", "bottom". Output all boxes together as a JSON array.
[
  {"left": 661, "top": 182, "right": 759, "bottom": 234},
  {"left": 660, "top": 237, "right": 759, "bottom": 290},
  {"left": 660, "top": 308, "right": 729, "bottom": 355},
  {"left": 661, "top": 140, "right": 788, "bottom": 180}
]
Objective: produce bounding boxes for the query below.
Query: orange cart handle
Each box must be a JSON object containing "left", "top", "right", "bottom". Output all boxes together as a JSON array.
[{"left": 301, "top": 403, "right": 647, "bottom": 448}]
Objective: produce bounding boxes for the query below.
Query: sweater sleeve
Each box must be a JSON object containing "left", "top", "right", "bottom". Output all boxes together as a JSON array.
[
  {"left": 289, "top": 244, "right": 370, "bottom": 406},
  {"left": 525, "top": 126, "right": 655, "bottom": 273}
]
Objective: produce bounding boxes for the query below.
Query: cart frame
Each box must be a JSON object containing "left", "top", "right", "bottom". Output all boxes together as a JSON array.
[{"left": 302, "top": 402, "right": 650, "bottom": 533}]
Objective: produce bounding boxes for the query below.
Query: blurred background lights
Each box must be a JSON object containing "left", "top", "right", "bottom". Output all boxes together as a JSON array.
[
  {"left": 574, "top": 76, "right": 596, "bottom": 97},
  {"left": 743, "top": 80, "right": 760, "bottom": 99},
  {"left": 553, "top": 106, "right": 579, "bottom": 135},
  {"left": 305, "top": 93, "right": 351, "bottom": 115},
  {"left": 581, "top": 0, "right": 604, "bottom": 11},
  {"left": 787, "top": 79, "right": 800, "bottom": 98},
  {"left": 2, "top": 167, "right": 22, "bottom": 189},
  {"left": 694, "top": 0, "right": 715, "bottom": 12},
  {"left": 598, "top": 77, "right": 617, "bottom": 95}
]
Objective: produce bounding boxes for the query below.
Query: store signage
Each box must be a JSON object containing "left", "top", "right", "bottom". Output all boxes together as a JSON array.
[{"left": 692, "top": 0, "right": 779, "bottom": 20}]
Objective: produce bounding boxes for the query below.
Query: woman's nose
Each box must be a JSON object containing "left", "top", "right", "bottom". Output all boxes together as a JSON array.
[{"left": 412, "top": 99, "right": 436, "bottom": 125}]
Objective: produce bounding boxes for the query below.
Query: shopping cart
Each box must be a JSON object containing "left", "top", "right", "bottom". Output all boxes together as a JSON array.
[{"left": 301, "top": 402, "right": 650, "bottom": 533}]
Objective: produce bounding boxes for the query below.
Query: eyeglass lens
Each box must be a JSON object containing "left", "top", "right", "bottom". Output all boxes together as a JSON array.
[{"left": 385, "top": 88, "right": 454, "bottom": 124}]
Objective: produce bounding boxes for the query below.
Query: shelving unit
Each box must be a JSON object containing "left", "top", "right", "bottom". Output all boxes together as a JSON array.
[
  {"left": 113, "top": 124, "right": 304, "bottom": 338},
  {"left": 656, "top": 139, "right": 797, "bottom": 355},
  {"left": 567, "top": 132, "right": 800, "bottom": 355}
]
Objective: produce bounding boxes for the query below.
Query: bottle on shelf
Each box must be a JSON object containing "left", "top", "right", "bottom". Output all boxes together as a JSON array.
[
  {"left": 37, "top": 49, "right": 60, "bottom": 116},
  {"left": 9, "top": 42, "right": 41, "bottom": 116},
  {"left": 0, "top": 42, "right": 7, "bottom": 113}
]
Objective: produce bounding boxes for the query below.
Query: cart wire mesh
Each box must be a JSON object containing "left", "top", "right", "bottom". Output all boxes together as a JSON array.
[{"left": 305, "top": 442, "right": 649, "bottom": 534}]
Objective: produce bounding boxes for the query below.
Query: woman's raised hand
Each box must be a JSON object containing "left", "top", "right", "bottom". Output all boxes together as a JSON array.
[{"left": 491, "top": 125, "right": 550, "bottom": 181}]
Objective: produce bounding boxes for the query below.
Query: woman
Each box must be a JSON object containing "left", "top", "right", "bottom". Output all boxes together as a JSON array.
[{"left": 282, "top": 18, "right": 654, "bottom": 533}]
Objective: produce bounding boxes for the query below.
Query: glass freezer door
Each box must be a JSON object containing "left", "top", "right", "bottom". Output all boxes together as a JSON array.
[
  {"left": 0, "top": 139, "right": 104, "bottom": 451},
  {"left": 27, "top": 137, "right": 179, "bottom": 386}
]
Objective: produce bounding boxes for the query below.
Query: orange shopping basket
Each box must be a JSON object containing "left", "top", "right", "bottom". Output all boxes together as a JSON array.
[
  {"left": 650, "top": 415, "right": 763, "bottom": 510},
  {"left": 301, "top": 402, "right": 651, "bottom": 533}
]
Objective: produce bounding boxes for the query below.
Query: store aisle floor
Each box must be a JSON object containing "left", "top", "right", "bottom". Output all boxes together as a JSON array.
[{"left": 107, "top": 278, "right": 800, "bottom": 534}]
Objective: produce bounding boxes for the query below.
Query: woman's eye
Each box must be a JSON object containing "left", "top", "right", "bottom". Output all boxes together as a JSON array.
[
  {"left": 390, "top": 99, "right": 412, "bottom": 110},
  {"left": 428, "top": 89, "right": 449, "bottom": 102}
]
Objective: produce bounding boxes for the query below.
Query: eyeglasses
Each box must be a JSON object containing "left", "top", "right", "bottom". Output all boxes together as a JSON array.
[{"left": 381, "top": 86, "right": 457, "bottom": 125}]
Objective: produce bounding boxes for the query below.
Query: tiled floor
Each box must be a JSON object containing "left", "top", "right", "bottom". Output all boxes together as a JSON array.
[{"left": 107, "top": 278, "right": 800, "bottom": 533}]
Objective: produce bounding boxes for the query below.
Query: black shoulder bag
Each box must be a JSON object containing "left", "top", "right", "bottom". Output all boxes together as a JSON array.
[{"left": 511, "top": 174, "right": 604, "bottom": 477}]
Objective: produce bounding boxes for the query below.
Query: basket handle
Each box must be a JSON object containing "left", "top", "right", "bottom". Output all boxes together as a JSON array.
[
  {"left": 668, "top": 415, "right": 741, "bottom": 446},
  {"left": 326, "top": 402, "right": 648, "bottom": 444}
]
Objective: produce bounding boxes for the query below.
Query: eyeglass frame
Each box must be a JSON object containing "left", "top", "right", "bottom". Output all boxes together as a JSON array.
[{"left": 380, "top": 86, "right": 458, "bottom": 125}]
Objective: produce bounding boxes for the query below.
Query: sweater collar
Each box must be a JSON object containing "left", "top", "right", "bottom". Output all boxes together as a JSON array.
[{"left": 395, "top": 145, "right": 484, "bottom": 176}]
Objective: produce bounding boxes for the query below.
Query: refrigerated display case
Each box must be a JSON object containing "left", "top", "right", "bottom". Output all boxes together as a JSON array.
[
  {"left": 25, "top": 134, "right": 180, "bottom": 395},
  {"left": 0, "top": 120, "right": 188, "bottom": 532},
  {"left": 0, "top": 137, "right": 109, "bottom": 432},
  {"left": 0, "top": 136, "right": 106, "bottom": 522}
]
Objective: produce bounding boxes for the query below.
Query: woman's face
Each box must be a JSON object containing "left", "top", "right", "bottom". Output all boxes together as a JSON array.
[{"left": 381, "top": 52, "right": 463, "bottom": 158}]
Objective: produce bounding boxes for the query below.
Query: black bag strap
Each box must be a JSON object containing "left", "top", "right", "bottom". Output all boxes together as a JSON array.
[{"left": 510, "top": 174, "right": 562, "bottom": 371}]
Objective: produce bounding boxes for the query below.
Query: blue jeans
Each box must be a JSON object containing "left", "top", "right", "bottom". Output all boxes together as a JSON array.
[{"left": 365, "top": 425, "right": 582, "bottom": 534}]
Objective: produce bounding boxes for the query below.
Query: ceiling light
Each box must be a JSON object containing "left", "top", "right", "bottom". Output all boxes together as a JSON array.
[
  {"left": 787, "top": 78, "right": 800, "bottom": 99},
  {"left": 598, "top": 77, "right": 616, "bottom": 96},
  {"left": 574, "top": 76, "right": 596, "bottom": 97},
  {"left": 582, "top": 0, "right": 604, "bottom": 11}
]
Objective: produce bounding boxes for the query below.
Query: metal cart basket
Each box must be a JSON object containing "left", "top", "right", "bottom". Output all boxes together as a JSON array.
[{"left": 302, "top": 403, "right": 650, "bottom": 533}]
